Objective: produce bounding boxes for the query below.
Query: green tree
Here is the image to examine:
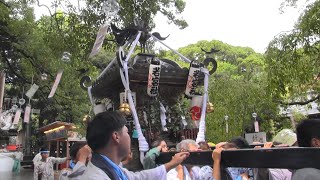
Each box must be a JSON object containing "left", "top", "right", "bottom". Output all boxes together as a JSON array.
[
  {"left": 84, "top": 0, "right": 188, "bottom": 30},
  {"left": 159, "top": 40, "right": 279, "bottom": 142},
  {"left": 265, "top": 0, "right": 320, "bottom": 106}
]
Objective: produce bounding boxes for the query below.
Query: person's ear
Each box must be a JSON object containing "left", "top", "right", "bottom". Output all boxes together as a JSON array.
[
  {"left": 311, "top": 138, "right": 320, "bottom": 147},
  {"left": 111, "top": 131, "right": 121, "bottom": 144}
]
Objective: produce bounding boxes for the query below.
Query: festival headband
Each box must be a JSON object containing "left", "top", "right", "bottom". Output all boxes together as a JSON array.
[{"left": 40, "top": 150, "right": 50, "bottom": 153}]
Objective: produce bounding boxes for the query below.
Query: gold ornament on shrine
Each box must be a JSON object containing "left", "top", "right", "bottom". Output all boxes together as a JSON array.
[
  {"left": 119, "top": 102, "right": 131, "bottom": 116},
  {"left": 206, "top": 102, "right": 214, "bottom": 113}
]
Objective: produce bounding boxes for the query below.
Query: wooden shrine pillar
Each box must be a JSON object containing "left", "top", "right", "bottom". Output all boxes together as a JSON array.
[
  {"left": 66, "top": 139, "right": 70, "bottom": 167},
  {"left": 56, "top": 140, "right": 59, "bottom": 170},
  {"left": 0, "top": 72, "right": 5, "bottom": 113},
  {"left": 48, "top": 141, "right": 51, "bottom": 152}
]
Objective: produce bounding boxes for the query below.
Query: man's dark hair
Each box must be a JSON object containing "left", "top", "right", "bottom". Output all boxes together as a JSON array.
[
  {"left": 221, "top": 143, "right": 238, "bottom": 149},
  {"left": 39, "top": 146, "right": 48, "bottom": 152},
  {"left": 229, "top": 136, "right": 250, "bottom": 149},
  {"left": 198, "top": 141, "right": 210, "bottom": 151},
  {"left": 86, "top": 111, "right": 127, "bottom": 151},
  {"left": 70, "top": 142, "right": 87, "bottom": 160},
  {"left": 39, "top": 146, "right": 49, "bottom": 155},
  {"left": 151, "top": 138, "right": 164, "bottom": 148},
  {"left": 296, "top": 118, "right": 320, "bottom": 147}
]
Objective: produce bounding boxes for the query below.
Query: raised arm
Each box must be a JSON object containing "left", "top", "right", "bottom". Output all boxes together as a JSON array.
[
  {"left": 212, "top": 147, "right": 224, "bottom": 180},
  {"left": 51, "top": 157, "right": 67, "bottom": 164}
]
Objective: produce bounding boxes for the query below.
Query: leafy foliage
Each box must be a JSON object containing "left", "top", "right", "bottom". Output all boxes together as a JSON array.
[
  {"left": 159, "top": 40, "right": 279, "bottom": 142},
  {"left": 265, "top": 0, "right": 320, "bottom": 104}
]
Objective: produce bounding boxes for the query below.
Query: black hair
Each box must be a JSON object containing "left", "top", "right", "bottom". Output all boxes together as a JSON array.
[
  {"left": 229, "top": 136, "right": 250, "bottom": 149},
  {"left": 151, "top": 138, "right": 164, "bottom": 148},
  {"left": 198, "top": 141, "right": 210, "bottom": 151},
  {"left": 70, "top": 142, "right": 87, "bottom": 160},
  {"left": 272, "top": 141, "right": 282, "bottom": 146},
  {"left": 39, "top": 147, "right": 49, "bottom": 152},
  {"left": 86, "top": 111, "right": 127, "bottom": 151},
  {"left": 39, "top": 146, "right": 49, "bottom": 155},
  {"left": 296, "top": 118, "right": 320, "bottom": 147},
  {"left": 221, "top": 143, "right": 238, "bottom": 149}
]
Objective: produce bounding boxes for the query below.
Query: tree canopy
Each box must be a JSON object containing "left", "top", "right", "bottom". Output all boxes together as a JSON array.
[
  {"left": 2, "top": 0, "right": 318, "bottom": 147},
  {"left": 265, "top": 0, "right": 320, "bottom": 106}
]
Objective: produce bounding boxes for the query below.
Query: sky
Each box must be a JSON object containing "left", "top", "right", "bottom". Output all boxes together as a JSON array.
[{"left": 33, "top": 0, "right": 311, "bottom": 53}]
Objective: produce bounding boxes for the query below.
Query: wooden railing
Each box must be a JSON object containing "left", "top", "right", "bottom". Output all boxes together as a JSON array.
[{"left": 179, "top": 128, "right": 199, "bottom": 140}]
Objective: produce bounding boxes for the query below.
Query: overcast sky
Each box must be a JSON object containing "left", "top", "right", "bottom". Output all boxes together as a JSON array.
[{"left": 34, "top": 0, "right": 311, "bottom": 53}]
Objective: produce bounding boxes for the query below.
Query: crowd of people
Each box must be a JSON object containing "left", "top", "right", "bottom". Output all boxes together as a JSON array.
[{"left": 30, "top": 111, "right": 320, "bottom": 180}]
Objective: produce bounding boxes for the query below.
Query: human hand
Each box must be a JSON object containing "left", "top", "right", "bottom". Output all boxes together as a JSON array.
[
  {"left": 122, "top": 151, "right": 133, "bottom": 165},
  {"left": 77, "top": 145, "right": 92, "bottom": 163},
  {"left": 164, "top": 152, "right": 190, "bottom": 172},
  {"left": 215, "top": 142, "right": 227, "bottom": 149},
  {"left": 263, "top": 142, "right": 273, "bottom": 148},
  {"left": 212, "top": 147, "right": 224, "bottom": 162},
  {"left": 157, "top": 141, "right": 168, "bottom": 152}
]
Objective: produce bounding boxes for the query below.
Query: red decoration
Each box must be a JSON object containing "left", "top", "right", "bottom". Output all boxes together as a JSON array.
[{"left": 190, "top": 106, "right": 201, "bottom": 120}]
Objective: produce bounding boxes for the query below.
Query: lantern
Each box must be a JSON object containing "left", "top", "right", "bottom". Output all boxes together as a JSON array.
[
  {"left": 206, "top": 102, "right": 214, "bottom": 113},
  {"left": 119, "top": 103, "right": 131, "bottom": 116}
]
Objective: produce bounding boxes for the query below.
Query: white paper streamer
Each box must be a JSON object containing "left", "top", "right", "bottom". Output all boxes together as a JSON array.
[
  {"left": 24, "top": 104, "right": 31, "bottom": 123},
  {"left": 254, "top": 121, "right": 259, "bottom": 132},
  {"left": 196, "top": 68, "right": 210, "bottom": 143},
  {"left": 48, "top": 70, "right": 63, "bottom": 98},
  {"left": 25, "top": 84, "right": 39, "bottom": 99},
  {"left": 181, "top": 116, "right": 187, "bottom": 127},
  {"left": 13, "top": 109, "right": 22, "bottom": 125},
  {"left": 89, "top": 24, "right": 109, "bottom": 58},
  {"left": 226, "top": 122, "right": 229, "bottom": 133},
  {"left": 143, "top": 111, "right": 148, "bottom": 126},
  {"left": 159, "top": 102, "right": 167, "bottom": 131},
  {"left": 1, "top": 113, "right": 12, "bottom": 130}
]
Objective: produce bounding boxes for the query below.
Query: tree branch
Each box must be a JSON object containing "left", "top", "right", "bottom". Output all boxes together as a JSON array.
[
  {"left": 35, "top": 0, "right": 53, "bottom": 17},
  {"left": 0, "top": 0, "right": 10, "bottom": 8},
  {"left": 277, "top": 94, "right": 320, "bottom": 105},
  {"left": 1, "top": 51, "right": 32, "bottom": 84}
]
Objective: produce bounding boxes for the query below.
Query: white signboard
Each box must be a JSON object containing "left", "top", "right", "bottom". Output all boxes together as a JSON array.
[
  {"left": 25, "top": 84, "right": 39, "bottom": 99},
  {"left": 32, "top": 109, "right": 41, "bottom": 114},
  {"left": 147, "top": 64, "right": 161, "bottom": 96},
  {"left": 245, "top": 132, "right": 266, "bottom": 144},
  {"left": 120, "top": 92, "right": 136, "bottom": 107},
  {"left": 13, "top": 109, "right": 22, "bottom": 125},
  {"left": 24, "top": 104, "right": 31, "bottom": 123},
  {"left": 185, "top": 66, "right": 200, "bottom": 97}
]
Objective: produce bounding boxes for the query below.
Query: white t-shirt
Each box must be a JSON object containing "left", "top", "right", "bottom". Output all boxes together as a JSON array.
[{"left": 33, "top": 152, "right": 42, "bottom": 164}]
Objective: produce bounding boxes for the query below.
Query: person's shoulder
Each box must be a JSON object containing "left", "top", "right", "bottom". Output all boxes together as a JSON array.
[
  {"left": 81, "top": 162, "right": 111, "bottom": 180},
  {"left": 60, "top": 168, "right": 72, "bottom": 178},
  {"left": 146, "top": 147, "right": 160, "bottom": 156},
  {"left": 166, "top": 167, "right": 178, "bottom": 175}
]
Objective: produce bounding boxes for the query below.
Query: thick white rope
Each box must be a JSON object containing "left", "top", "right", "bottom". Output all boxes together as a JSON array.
[
  {"left": 196, "top": 68, "right": 210, "bottom": 143},
  {"left": 119, "top": 31, "right": 149, "bottom": 163}
]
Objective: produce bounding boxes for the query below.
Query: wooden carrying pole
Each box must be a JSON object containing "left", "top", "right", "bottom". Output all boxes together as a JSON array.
[
  {"left": 0, "top": 72, "right": 5, "bottom": 113},
  {"left": 156, "top": 148, "right": 320, "bottom": 169}
]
